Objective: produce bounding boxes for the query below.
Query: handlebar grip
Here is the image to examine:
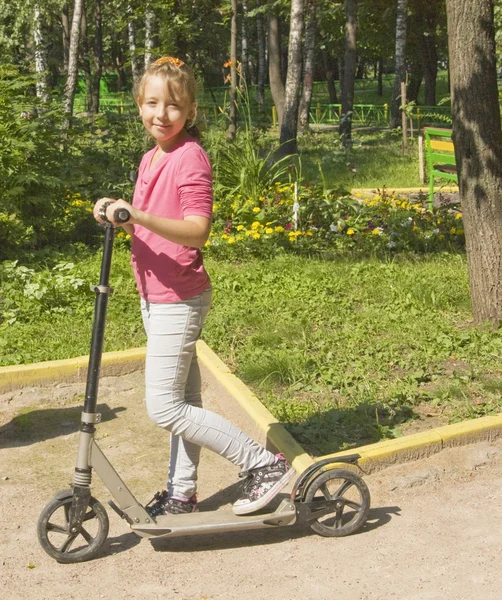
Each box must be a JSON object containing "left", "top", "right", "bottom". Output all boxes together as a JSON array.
[{"left": 114, "top": 208, "right": 130, "bottom": 224}]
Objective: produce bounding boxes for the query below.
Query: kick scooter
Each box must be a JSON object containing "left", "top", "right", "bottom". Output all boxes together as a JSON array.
[{"left": 37, "top": 210, "right": 371, "bottom": 563}]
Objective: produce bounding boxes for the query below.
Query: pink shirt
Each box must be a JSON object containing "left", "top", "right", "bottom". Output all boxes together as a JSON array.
[{"left": 131, "top": 139, "right": 213, "bottom": 302}]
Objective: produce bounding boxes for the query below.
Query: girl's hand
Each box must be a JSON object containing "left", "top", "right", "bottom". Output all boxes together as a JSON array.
[
  {"left": 104, "top": 198, "right": 139, "bottom": 226},
  {"left": 93, "top": 198, "right": 139, "bottom": 226},
  {"left": 93, "top": 197, "right": 117, "bottom": 224}
]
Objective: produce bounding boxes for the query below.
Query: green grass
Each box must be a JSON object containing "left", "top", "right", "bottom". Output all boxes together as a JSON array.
[
  {"left": 298, "top": 129, "right": 422, "bottom": 190},
  {"left": 3, "top": 248, "right": 502, "bottom": 456}
]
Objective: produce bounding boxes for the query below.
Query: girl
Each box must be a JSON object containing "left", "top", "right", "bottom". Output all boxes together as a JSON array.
[{"left": 93, "top": 57, "right": 294, "bottom": 517}]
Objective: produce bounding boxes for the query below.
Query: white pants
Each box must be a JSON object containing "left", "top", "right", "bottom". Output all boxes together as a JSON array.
[{"left": 141, "top": 289, "right": 275, "bottom": 499}]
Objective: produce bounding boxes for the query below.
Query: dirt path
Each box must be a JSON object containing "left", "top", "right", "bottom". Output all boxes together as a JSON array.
[{"left": 1, "top": 371, "right": 501, "bottom": 600}]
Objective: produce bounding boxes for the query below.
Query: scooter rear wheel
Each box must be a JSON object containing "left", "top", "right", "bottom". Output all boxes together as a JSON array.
[
  {"left": 305, "top": 469, "right": 370, "bottom": 537},
  {"left": 37, "top": 490, "right": 109, "bottom": 563}
]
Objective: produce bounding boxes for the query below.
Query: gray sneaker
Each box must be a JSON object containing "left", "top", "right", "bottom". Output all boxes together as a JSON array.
[
  {"left": 145, "top": 491, "right": 198, "bottom": 517},
  {"left": 232, "top": 454, "right": 295, "bottom": 515}
]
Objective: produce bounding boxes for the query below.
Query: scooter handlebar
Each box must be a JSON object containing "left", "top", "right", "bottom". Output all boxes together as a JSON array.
[{"left": 114, "top": 207, "right": 130, "bottom": 224}]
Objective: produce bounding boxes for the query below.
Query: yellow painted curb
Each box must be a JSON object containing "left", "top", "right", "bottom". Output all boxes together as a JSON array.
[
  {"left": 0, "top": 347, "right": 146, "bottom": 393},
  {"left": 319, "top": 414, "right": 502, "bottom": 473},
  {"left": 351, "top": 186, "right": 458, "bottom": 196}
]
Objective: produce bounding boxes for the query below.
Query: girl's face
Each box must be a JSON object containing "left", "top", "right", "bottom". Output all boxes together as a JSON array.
[{"left": 139, "top": 75, "right": 196, "bottom": 150}]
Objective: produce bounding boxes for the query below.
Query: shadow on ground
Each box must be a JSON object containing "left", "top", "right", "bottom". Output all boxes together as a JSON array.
[{"left": 0, "top": 403, "right": 125, "bottom": 449}]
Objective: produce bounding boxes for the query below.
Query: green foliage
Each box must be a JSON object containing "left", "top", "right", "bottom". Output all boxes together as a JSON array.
[{"left": 0, "top": 65, "right": 144, "bottom": 259}]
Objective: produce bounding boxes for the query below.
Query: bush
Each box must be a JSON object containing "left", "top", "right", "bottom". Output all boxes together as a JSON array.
[{"left": 0, "top": 65, "right": 144, "bottom": 259}]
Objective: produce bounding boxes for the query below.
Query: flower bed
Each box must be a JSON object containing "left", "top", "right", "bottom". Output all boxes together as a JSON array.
[{"left": 205, "top": 183, "right": 465, "bottom": 260}]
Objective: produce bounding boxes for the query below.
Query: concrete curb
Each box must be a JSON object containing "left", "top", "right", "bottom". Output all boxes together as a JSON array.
[
  {"left": 2, "top": 344, "right": 501, "bottom": 475},
  {"left": 351, "top": 186, "right": 458, "bottom": 197}
]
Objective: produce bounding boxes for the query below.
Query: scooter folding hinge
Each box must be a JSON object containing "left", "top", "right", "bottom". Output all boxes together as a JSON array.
[
  {"left": 81, "top": 412, "right": 101, "bottom": 424},
  {"left": 90, "top": 284, "right": 114, "bottom": 295}
]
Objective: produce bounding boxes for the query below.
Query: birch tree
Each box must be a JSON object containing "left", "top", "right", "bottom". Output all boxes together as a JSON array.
[
  {"left": 298, "top": 0, "right": 316, "bottom": 133},
  {"left": 339, "top": 0, "right": 357, "bottom": 144},
  {"left": 226, "top": 0, "right": 238, "bottom": 141},
  {"left": 63, "top": 0, "right": 85, "bottom": 117},
  {"left": 144, "top": 2, "right": 157, "bottom": 69},
  {"left": 127, "top": 3, "right": 142, "bottom": 87},
  {"left": 390, "top": 0, "right": 408, "bottom": 129},
  {"left": 268, "top": 0, "right": 285, "bottom": 126},
  {"left": 256, "top": 0, "right": 266, "bottom": 105},
  {"left": 279, "top": 0, "right": 305, "bottom": 155},
  {"left": 33, "top": 4, "right": 51, "bottom": 104}
]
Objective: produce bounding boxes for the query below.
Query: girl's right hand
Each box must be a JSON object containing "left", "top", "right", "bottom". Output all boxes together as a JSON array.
[{"left": 93, "top": 197, "right": 117, "bottom": 224}]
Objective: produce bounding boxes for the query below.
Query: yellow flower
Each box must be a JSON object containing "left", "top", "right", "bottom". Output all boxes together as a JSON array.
[
  {"left": 450, "top": 227, "right": 456, "bottom": 235},
  {"left": 221, "top": 233, "right": 228, "bottom": 239},
  {"left": 245, "top": 230, "right": 254, "bottom": 237},
  {"left": 305, "top": 231, "right": 313, "bottom": 236},
  {"left": 355, "top": 192, "right": 362, "bottom": 198},
  {"left": 236, "top": 225, "right": 244, "bottom": 231},
  {"left": 228, "top": 237, "right": 236, "bottom": 244},
  {"left": 259, "top": 196, "right": 265, "bottom": 201},
  {"left": 455, "top": 212, "right": 462, "bottom": 219},
  {"left": 347, "top": 228, "right": 355, "bottom": 235},
  {"left": 412, "top": 226, "right": 420, "bottom": 232},
  {"left": 275, "top": 226, "right": 285, "bottom": 233},
  {"left": 371, "top": 228, "right": 381, "bottom": 235},
  {"left": 205, "top": 240, "right": 211, "bottom": 246},
  {"left": 253, "top": 207, "right": 261, "bottom": 213},
  {"left": 251, "top": 221, "right": 262, "bottom": 230},
  {"left": 265, "top": 227, "right": 273, "bottom": 234},
  {"left": 125, "top": 234, "right": 131, "bottom": 240},
  {"left": 253, "top": 232, "right": 261, "bottom": 239}
]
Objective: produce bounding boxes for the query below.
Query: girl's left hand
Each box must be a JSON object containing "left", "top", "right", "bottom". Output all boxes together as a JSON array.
[{"left": 104, "top": 199, "right": 140, "bottom": 226}]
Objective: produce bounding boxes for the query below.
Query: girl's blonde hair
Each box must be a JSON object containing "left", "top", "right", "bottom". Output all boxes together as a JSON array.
[{"left": 135, "top": 57, "right": 199, "bottom": 136}]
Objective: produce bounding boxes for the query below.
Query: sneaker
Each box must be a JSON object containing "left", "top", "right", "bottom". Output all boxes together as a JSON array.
[
  {"left": 232, "top": 453, "right": 296, "bottom": 516},
  {"left": 145, "top": 490, "right": 198, "bottom": 517}
]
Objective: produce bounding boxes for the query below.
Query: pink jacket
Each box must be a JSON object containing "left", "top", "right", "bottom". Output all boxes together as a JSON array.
[{"left": 131, "top": 139, "right": 213, "bottom": 302}]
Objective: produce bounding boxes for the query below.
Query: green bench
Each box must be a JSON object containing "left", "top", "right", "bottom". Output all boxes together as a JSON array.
[{"left": 423, "top": 127, "right": 458, "bottom": 210}]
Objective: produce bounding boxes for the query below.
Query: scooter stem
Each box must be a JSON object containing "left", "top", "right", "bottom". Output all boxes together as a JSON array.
[{"left": 83, "top": 223, "right": 116, "bottom": 415}]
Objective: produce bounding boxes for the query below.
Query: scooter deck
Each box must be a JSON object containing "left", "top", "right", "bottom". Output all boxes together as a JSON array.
[{"left": 131, "top": 499, "right": 297, "bottom": 539}]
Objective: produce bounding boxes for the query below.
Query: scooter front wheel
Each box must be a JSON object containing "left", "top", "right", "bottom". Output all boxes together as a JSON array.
[
  {"left": 305, "top": 469, "right": 370, "bottom": 537},
  {"left": 37, "top": 490, "right": 109, "bottom": 563}
]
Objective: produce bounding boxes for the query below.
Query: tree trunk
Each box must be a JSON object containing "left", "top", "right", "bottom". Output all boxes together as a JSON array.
[
  {"left": 127, "top": 4, "right": 142, "bottom": 87},
  {"left": 90, "top": 0, "right": 103, "bottom": 113},
  {"left": 144, "top": 3, "right": 157, "bottom": 70},
  {"left": 279, "top": 0, "right": 304, "bottom": 155},
  {"left": 356, "top": 60, "right": 364, "bottom": 79},
  {"left": 241, "top": 0, "right": 249, "bottom": 85},
  {"left": 377, "top": 56, "right": 383, "bottom": 96},
  {"left": 33, "top": 4, "right": 51, "bottom": 104},
  {"left": 323, "top": 50, "right": 338, "bottom": 104},
  {"left": 256, "top": 0, "right": 266, "bottom": 105},
  {"left": 226, "top": 0, "right": 238, "bottom": 141},
  {"left": 339, "top": 0, "right": 357, "bottom": 144},
  {"left": 81, "top": 2, "right": 92, "bottom": 110},
  {"left": 61, "top": 2, "right": 70, "bottom": 73},
  {"left": 63, "top": 0, "right": 84, "bottom": 118},
  {"left": 390, "top": 0, "right": 408, "bottom": 129},
  {"left": 422, "top": 13, "right": 437, "bottom": 106},
  {"left": 298, "top": 0, "right": 316, "bottom": 134},
  {"left": 407, "top": 59, "right": 423, "bottom": 104},
  {"left": 446, "top": 0, "right": 502, "bottom": 324},
  {"left": 268, "top": 1, "right": 285, "bottom": 126},
  {"left": 81, "top": 0, "right": 102, "bottom": 114}
]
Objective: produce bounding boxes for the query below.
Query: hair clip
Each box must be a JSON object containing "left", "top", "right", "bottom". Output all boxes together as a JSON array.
[{"left": 154, "top": 56, "right": 185, "bottom": 68}]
